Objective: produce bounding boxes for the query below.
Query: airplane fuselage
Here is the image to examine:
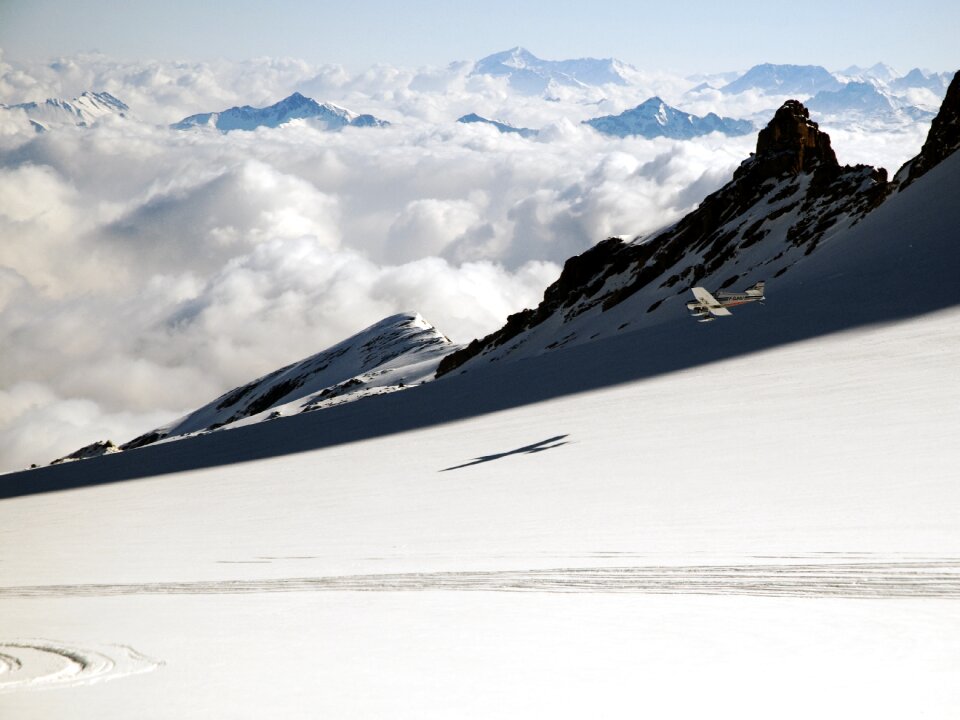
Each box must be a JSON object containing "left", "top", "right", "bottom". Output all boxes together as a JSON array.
[{"left": 688, "top": 281, "right": 765, "bottom": 320}]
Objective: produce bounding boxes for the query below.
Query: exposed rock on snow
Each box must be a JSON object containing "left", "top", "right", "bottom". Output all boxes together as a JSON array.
[
  {"left": 50, "top": 440, "right": 120, "bottom": 465},
  {"left": 471, "top": 47, "right": 630, "bottom": 94},
  {"left": 121, "top": 313, "right": 457, "bottom": 451}
]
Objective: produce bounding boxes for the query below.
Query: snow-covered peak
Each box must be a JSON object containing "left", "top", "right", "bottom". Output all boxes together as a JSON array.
[
  {"left": 2, "top": 90, "right": 128, "bottom": 129},
  {"left": 721, "top": 63, "right": 843, "bottom": 96},
  {"left": 583, "top": 97, "right": 753, "bottom": 139},
  {"left": 457, "top": 113, "right": 538, "bottom": 138},
  {"left": 472, "top": 47, "right": 630, "bottom": 94},
  {"left": 121, "top": 312, "right": 458, "bottom": 450},
  {"left": 171, "top": 93, "right": 389, "bottom": 133},
  {"left": 838, "top": 63, "right": 901, "bottom": 86},
  {"left": 806, "top": 81, "right": 933, "bottom": 121}
]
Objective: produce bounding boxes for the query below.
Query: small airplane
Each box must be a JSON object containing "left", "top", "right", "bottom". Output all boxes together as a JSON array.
[{"left": 687, "top": 281, "right": 765, "bottom": 322}]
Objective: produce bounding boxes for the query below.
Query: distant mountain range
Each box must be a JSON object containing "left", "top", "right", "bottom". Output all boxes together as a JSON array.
[
  {"left": 807, "top": 81, "right": 935, "bottom": 120},
  {"left": 1, "top": 91, "right": 128, "bottom": 131},
  {"left": 720, "top": 62, "right": 951, "bottom": 99},
  {"left": 584, "top": 97, "right": 753, "bottom": 138},
  {"left": 171, "top": 92, "right": 389, "bottom": 132},
  {"left": 720, "top": 63, "right": 844, "bottom": 95},
  {"left": 457, "top": 113, "right": 539, "bottom": 137},
  {"left": 471, "top": 47, "right": 630, "bottom": 94}
]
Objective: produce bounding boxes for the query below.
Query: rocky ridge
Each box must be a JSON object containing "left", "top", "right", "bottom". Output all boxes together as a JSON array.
[
  {"left": 119, "top": 313, "right": 457, "bottom": 452},
  {"left": 895, "top": 71, "right": 960, "bottom": 189},
  {"left": 437, "top": 99, "right": 891, "bottom": 376}
]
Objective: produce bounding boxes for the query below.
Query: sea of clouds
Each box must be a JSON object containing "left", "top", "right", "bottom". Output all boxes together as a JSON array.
[{"left": 0, "top": 50, "right": 934, "bottom": 471}]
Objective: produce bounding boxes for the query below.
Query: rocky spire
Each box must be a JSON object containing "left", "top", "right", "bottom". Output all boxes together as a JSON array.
[
  {"left": 896, "top": 70, "right": 960, "bottom": 189},
  {"left": 735, "top": 99, "right": 838, "bottom": 182}
]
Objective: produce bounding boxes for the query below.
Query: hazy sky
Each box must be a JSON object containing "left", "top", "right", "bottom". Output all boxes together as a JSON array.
[{"left": 1, "top": 0, "right": 957, "bottom": 73}]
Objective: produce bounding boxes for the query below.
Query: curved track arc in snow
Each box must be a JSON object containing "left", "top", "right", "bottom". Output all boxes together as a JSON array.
[{"left": 0, "top": 641, "right": 162, "bottom": 694}]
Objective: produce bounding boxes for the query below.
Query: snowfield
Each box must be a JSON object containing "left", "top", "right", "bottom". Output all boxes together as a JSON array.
[
  {"left": 1, "top": 303, "right": 959, "bottom": 718},
  {"left": 2, "top": 104, "right": 960, "bottom": 720}
]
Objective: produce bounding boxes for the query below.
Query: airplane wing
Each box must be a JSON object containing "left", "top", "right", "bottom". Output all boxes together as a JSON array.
[{"left": 691, "top": 287, "right": 733, "bottom": 316}]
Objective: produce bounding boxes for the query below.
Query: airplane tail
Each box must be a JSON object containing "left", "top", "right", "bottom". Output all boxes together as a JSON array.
[{"left": 746, "top": 280, "right": 765, "bottom": 297}]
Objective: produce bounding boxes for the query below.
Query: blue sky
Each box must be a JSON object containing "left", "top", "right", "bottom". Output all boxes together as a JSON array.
[{"left": 1, "top": 0, "right": 957, "bottom": 73}]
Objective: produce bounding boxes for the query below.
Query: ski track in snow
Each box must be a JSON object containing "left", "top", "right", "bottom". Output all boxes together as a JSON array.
[
  {"left": 0, "top": 640, "right": 162, "bottom": 694},
  {"left": 3, "top": 560, "right": 959, "bottom": 600}
]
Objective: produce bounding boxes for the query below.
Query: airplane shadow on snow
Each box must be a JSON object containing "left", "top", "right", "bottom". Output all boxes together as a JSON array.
[
  {"left": 3, "top": 154, "right": 960, "bottom": 499},
  {"left": 440, "top": 435, "right": 570, "bottom": 472}
]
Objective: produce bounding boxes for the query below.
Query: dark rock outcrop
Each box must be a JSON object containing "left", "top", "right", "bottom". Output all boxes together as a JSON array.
[
  {"left": 50, "top": 440, "right": 119, "bottom": 465},
  {"left": 896, "top": 70, "right": 960, "bottom": 190},
  {"left": 737, "top": 100, "right": 838, "bottom": 180}
]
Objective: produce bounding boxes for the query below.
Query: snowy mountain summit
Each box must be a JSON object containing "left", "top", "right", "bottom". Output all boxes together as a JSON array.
[
  {"left": 457, "top": 113, "right": 538, "bottom": 138},
  {"left": 171, "top": 92, "right": 389, "bottom": 132},
  {"left": 120, "top": 313, "right": 456, "bottom": 451},
  {"left": 472, "top": 47, "right": 630, "bottom": 94},
  {"left": 721, "top": 63, "right": 843, "bottom": 95},
  {"left": 1, "top": 91, "right": 128, "bottom": 130},
  {"left": 806, "top": 81, "right": 933, "bottom": 121},
  {"left": 584, "top": 97, "right": 753, "bottom": 139}
]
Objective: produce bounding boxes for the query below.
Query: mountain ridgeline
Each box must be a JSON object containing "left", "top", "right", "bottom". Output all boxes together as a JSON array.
[
  {"left": 171, "top": 92, "right": 389, "bottom": 132},
  {"left": 437, "top": 72, "right": 959, "bottom": 376},
  {"left": 584, "top": 97, "right": 753, "bottom": 139},
  {"left": 120, "top": 314, "right": 456, "bottom": 452}
]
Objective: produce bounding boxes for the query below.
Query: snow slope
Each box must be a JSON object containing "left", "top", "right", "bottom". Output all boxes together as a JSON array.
[
  {"left": 122, "top": 313, "right": 456, "bottom": 450},
  {"left": 1, "top": 294, "right": 959, "bottom": 718}
]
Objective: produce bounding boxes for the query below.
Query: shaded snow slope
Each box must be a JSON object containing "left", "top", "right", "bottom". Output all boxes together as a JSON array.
[
  {"left": 2, "top": 287, "right": 959, "bottom": 718},
  {"left": 121, "top": 313, "right": 456, "bottom": 451},
  {"left": 171, "top": 92, "right": 388, "bottom": 132}
]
